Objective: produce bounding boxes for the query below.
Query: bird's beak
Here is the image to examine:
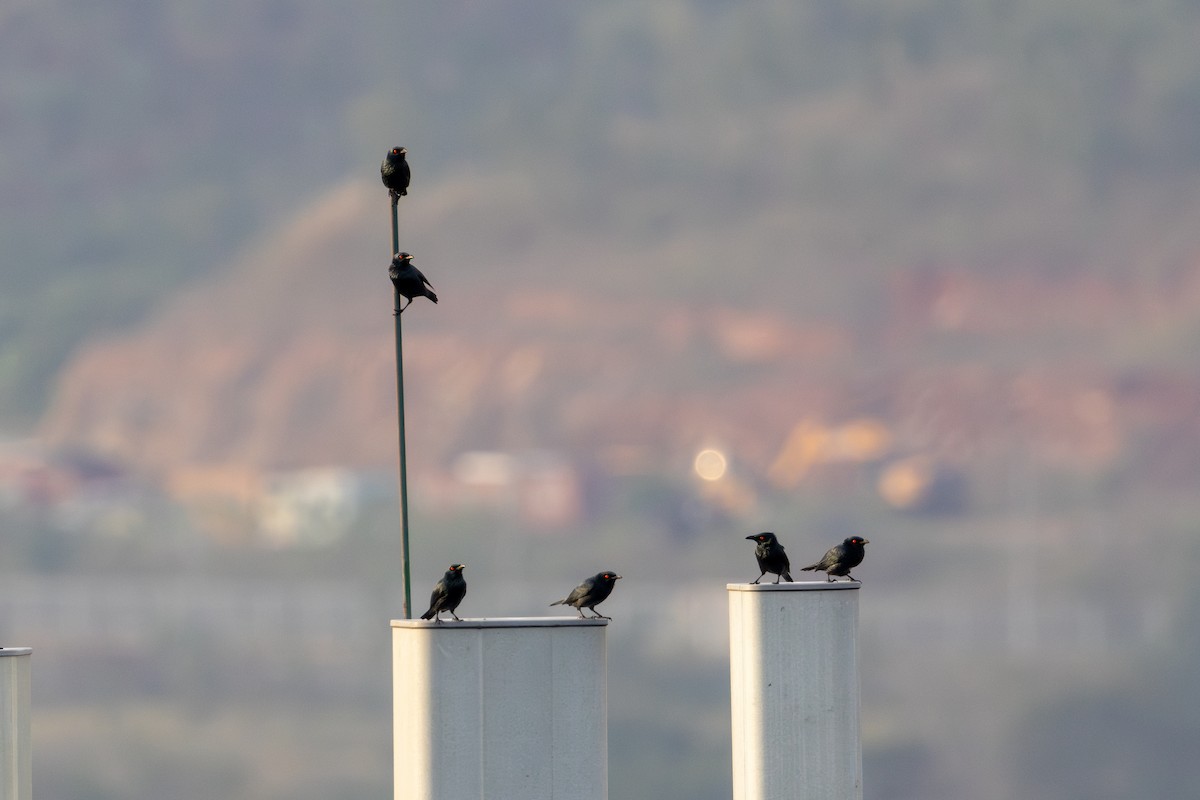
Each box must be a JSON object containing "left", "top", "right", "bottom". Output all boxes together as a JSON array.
[
  {"left": 745, "top": 535, "right": 756, "bottom": 540},
  {"left": 861, "top": 539, "right": 870, "bottom": 545},
  {"left": 615, "top": 575, "right": 623, "bottom": 580}
]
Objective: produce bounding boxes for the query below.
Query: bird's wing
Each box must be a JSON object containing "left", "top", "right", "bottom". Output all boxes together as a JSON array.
[
  {"left": 566, "top": 581, "right": 593, "bottom": 604},
  {"left": 818, "top": 545, "right": 844, "bottom": 569},
  {"left": 802, "top": 548, "right": 836, "bottom": 571}
]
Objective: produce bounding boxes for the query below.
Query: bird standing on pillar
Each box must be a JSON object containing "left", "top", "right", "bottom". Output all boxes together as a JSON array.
[
  {"left": 420, "top": 564, "right": 467, "bottom": 622},
  {"left": 746, "top": 532, "right": 793, "bottom": 584},
  {"left": 381, "top": 146, "right": 410, "bottom": 200},
  {"left": 801, "top": 536, "right": 870, "bottom": 582},
  {"left": 389, "top": 252, "right": 438, "bottom": 313},
  {"left": 550, "top": 571, "right": 622, "bottom": 619}
]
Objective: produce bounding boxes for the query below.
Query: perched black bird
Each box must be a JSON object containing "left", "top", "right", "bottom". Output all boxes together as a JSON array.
[
  {"left": 420, "top": 563, "right": 467, "bottom": 622},
  {"left": 801, "top": 536, "right": 870, "bottom": 582},
  {"left": 389, "top": 252, "right": 438, "bottom": 313},
  {"left": 746, "top": 532, "right": 793, "bottom": 584},
  {"left": 550, "top": 571, "right": 622, "bottom": 619},
  {"left": 381, "top": 146, "right": 410, "bottom": 200}
]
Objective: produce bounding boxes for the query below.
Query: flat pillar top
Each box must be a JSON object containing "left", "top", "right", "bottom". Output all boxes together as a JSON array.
[
  {"left": 0, "top": 646, "right": 33, "bottom": 656},
  {"left": 392, "top": 616, "right": 609, "bottom": 629},
  {"left": 727, "top": 581, "right": 860, "bottom": 592}
]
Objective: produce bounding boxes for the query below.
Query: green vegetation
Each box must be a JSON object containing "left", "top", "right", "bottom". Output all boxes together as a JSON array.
[{"left": 7, "top": 2, "right": 1200, "bottom": 420}]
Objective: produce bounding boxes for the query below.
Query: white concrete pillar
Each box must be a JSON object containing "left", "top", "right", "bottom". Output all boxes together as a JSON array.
[
  {"left": 728, "top": 583, "right": 861, "bottom": 800},
  {"left": 393, "top": 617, "right": 607, "bottom": 800},
  {"left": 0, "top": 647, "right": 32, "bottom": 800}
]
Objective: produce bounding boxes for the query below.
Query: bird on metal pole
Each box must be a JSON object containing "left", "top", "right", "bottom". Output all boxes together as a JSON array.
[
  {"left": 381, "top": 146, "right": 410, "bottom": 200},
  {"left": 801, "top": 536, "right": 870, "bottom": 582},
  {"left": 746, "top": 532, "right": 793, "bottom": 584},
  {"left": 550, "top": 571, "right": 622, "bottom": 619},
  {"left": 420, "top": 564, "right": 467, "bottom": 622},
  {"left": 389, "top": 252, "right": 438, "bottom": 314}
]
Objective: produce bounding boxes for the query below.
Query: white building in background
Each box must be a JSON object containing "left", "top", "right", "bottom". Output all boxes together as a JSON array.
[
  {"left": 257, "top": 467, "right": 365, "bottom": 547},
  {"left": 421, "top": 449, "right": 583, "bottom": 529}
]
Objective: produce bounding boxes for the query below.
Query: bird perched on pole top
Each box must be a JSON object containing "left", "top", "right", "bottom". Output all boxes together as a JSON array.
[
  {"left": 381, "top": 146, "right": 410, "bottom": 200},
  {"left": 801, "top": 536, "right": 870, "bottom": 582},
  {"left": 550, "top": 571, "right": 622, "bottom": 619},
  {"left": 389, "top": 252, "right": 438, "bottom": 314},
  {"left": 746, "top": 532, "right": 792, "bottom": 584},
  {"left": 420, "top": 563, "right": 467, "bottom": 622}
]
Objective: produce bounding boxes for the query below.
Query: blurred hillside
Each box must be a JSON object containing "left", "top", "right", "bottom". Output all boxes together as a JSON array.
[
  {"left": 33, "top": 178, "right": 1200, "bottom": 504},
  {"left": 8, "top": 0, "right": 1200, "bottom": 426}
]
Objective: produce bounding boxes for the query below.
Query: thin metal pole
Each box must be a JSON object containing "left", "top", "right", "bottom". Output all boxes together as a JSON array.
[{"left": 391, "top": 196, "right": 412, "bottom": 619}]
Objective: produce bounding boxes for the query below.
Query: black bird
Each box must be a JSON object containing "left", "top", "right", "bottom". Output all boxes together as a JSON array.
[
  {"left": 389, "top": 252, "right": 438, "bottom": 313},
  {"left": 746, "top": 532, "right": 792, "bottom": 584},
  {"left": 420, "top": 563, "right": 467, "bottom": 622},
  {"left": 381, "top": 146, "right": 410, "bottom": 200},
  {"left": 801, "top": 536, "right": 870, "bottom": 582},
  {"left": 550, "top": 571, "right": 622, "bottom": 619}
]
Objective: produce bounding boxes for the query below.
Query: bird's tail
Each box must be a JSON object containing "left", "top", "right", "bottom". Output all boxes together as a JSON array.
[
  {"left": 426, "top": 290, "right": 439, "bottom": 304},
  {"left": 782, "top": 572, "right": 794, "bottom": 581},
  {"left": 800, "top": 564, "right": 819, "bottom": 572},
  {"left": 419, "top": 609, "right": 435, "bottom": 620},
  {"left": 549, "top": 599, "right": 565, "bottom": 607}
]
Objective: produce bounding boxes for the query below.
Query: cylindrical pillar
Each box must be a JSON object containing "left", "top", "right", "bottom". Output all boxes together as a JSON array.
[
  {"left": 393, "top": 617, "right": 607, "bottom": 800},
  {"left": 728, "top": 583, "right": 861, "bottom": 800},
  {"left": 0, "top": 647, "right": 32, "bottom": 800}
]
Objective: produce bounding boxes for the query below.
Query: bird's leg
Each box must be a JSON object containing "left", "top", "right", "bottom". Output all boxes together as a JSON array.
[
  {"left": 752, "top": 573, "right": 764, "bottom": 585},
  {"left": 773, "top": 574, "right": 781, "bottom": 584},
  {"left": 826, "top": 575, "right": 835, "bottom": 582},
  {"left": 451, "top": 611, "right": 462, "bottom": 621},
  {"left": 576, "top": 608, "right": 586, "bottom": 619}
]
